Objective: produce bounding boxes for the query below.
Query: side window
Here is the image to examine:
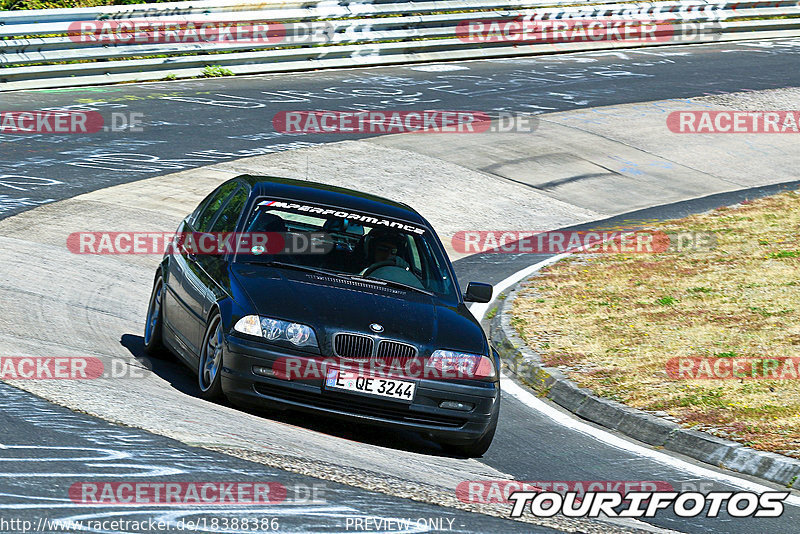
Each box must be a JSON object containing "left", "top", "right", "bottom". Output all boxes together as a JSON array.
[
  {"left": 194, "top": 182, "right": 238, "bottom": 232},
  {"left": 407, "top": 235, "right": 422, "bottom": 272},
  {"left": 188, "top": 195, "right": 211, "bottom": 227},
  {"left": 210, "top": 186, "right": 248, "bottom": 233}
]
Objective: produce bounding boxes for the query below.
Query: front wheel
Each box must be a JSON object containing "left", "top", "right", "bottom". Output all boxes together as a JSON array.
[
  {"left": 444, "top": 414, "right": 498, "bottom": 458},
  {"left": 143, "top": 275, "right": 168, "bottom": 358},
  {"left": 198, "top": 312, "right": 225, "bottom": 401}
]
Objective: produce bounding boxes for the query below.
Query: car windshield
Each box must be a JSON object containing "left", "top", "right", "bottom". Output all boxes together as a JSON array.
[{"left": 234, "top": 198, "right": 457, "bottom": 298}]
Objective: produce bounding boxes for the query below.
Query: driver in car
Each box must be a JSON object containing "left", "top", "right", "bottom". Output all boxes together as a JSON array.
[{"left": 362, "top": 229, "right": 410, "bottom": 273}]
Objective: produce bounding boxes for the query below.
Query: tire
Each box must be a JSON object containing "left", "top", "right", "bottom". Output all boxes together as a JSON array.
[
  {"left": 444, "top": 413, "right": 498, "bottom": 458},
  {"left": 198, "top": 312, "right": 225, "bottom": 401},
  {"left": 143, "top": 275, "right": 169, "bottom": 358}
]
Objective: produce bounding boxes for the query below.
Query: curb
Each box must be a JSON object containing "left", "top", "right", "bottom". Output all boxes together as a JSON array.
[{"left": 490, "top": 285, "right": 800, "bottom": 489}]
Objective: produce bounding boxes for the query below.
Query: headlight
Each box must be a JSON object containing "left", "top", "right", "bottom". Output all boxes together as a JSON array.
[
  {"left": 234, "top": 315, "right": 318, "bottom": 348},
  {"left": 286, "top": 322, "right": 313, "bottom": 345},
  {"left": 261, "top": 317, "right": 284, "bottom": 341},
  {"left": 233, "top": 315, "right": 261, "bottom": 337},
  {"left": 426, "top": 349, "right": 496, "bottom": 379}
]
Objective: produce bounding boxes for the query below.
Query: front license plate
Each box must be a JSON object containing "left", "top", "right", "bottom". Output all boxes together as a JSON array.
[{"left": 325, "top": 369, "right": 416, "bottom": 402}]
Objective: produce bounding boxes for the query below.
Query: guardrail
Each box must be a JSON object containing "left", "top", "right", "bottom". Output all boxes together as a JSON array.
[{"left": 1, "top": 0, "right": 799, "bottom": 90}]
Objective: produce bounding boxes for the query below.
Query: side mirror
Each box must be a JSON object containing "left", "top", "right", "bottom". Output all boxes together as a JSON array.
[{"left": 464, "top": 282, "right": 493, "bottom": 303}]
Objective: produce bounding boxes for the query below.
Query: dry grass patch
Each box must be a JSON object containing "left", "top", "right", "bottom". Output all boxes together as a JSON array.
[{"left": 512, "top": 189, "right": 800, "bottom": 459}]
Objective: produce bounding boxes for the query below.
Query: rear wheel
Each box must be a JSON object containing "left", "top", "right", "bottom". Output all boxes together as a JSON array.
[
  {"left": 143, "top": 275, "right": 169, "bottom": 358},
  {"left": 198, "top": 313, "right": 225, "bottom": 401}
]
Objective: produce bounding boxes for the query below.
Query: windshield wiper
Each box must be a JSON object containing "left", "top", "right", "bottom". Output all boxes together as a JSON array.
[
  {"left": 350, "top": 275, "right": 435, "bottom": 296},
  {"left": 246, "top": 260, "right": 434, "bottom": 295},
  {"left": 252, "top": 260, "right": 350, "bottom": 280}
]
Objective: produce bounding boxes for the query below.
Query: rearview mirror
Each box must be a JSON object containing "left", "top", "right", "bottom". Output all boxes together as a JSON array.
[{"left": 464, "top": 282, "right": 493, "bottom": 303}]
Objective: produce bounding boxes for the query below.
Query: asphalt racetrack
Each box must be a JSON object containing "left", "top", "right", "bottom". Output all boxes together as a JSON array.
[{"left": 2, "top": 39, "right": 800, "bottom": 534}]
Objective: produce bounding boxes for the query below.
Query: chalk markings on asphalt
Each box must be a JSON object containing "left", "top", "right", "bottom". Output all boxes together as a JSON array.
[{"left": 0, "top": 444, "right": 130, "bottom": 462}]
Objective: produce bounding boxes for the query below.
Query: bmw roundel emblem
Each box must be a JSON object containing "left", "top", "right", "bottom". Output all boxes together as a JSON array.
[{"left": 369, "top": 323, "right": 384, "bottom": 333}]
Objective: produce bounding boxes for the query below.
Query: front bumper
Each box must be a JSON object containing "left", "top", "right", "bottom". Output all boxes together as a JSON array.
[{"left": 221, "top": 334, "right": 500, "bottom": 444}]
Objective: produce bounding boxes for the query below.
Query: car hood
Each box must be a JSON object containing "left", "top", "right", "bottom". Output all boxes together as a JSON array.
[{"left": 230, "top": 263, "right": 487, "bottom": 355}]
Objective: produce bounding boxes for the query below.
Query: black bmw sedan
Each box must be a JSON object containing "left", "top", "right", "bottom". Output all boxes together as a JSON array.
[{"left": 144, "top": 175, "right": 499, "bottom": 456}]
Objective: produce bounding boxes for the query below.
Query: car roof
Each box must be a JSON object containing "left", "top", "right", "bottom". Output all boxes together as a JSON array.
[{"left": 236, "top": 175, "right": 427, "bottom": 225}]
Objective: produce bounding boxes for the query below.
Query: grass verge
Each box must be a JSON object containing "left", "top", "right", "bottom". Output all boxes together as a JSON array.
[{"left": 511, "top": 188, "right": 800, "bottom": 458}]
